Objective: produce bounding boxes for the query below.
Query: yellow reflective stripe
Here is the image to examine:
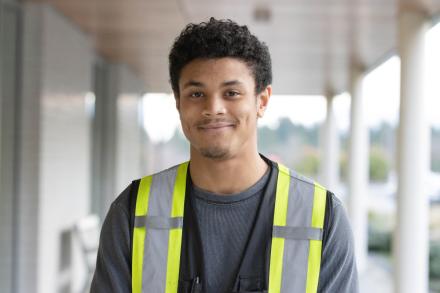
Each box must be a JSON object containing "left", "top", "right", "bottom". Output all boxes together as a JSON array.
[
  {"left": 305, "top": 183, "right": 327, "bottom": 293},
  {"left": 170, "top": 162, "right": 188, "bottom": 218},
  {"left": 268, "top": 163, "right": 290, "bottom": 293},
  {"left": 273, "top": 164, "right": 290, "bottom": 226},
  {"left": 311, "top": 184, "right": 326, "bottom": 228},
  {"left": 135, "top": 176, "right": 153, "bottom": 216},
  {"left": 165, "top": 162, "right": 189, "bottom": 293},
  {"left": 132, "top": 176, "right": 153, "bottom": 293}
]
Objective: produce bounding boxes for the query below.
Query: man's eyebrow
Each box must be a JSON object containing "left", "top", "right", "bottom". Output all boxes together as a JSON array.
[
  {"left": 182, "top": 79, "right": 244, "bottom": 89},
  {"left": 222, "top": 80, "right": 244, "bottom": 87},
  {"left": 183, "top": 80, "right": 204, "bottom": 89}
]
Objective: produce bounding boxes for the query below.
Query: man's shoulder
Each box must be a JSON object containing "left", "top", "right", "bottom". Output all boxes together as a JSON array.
[
  {"left": 114, "top": 161, "right": 190, "bottom": 211},
  {"left": 275, "top": 163, "right": 347, "bottom": 217},
  {"left": 264, "top": 156, "right": 336, "bottom": 200},
  {"left": 112, "top": 182, "right": 138, "bottom": 215},
  {"left": 281, "top": 164, "right": 330, "bottom": 194}
]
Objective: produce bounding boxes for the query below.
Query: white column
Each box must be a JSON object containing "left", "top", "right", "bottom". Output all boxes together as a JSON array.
[
  {"left": 320, "top": 91, "right": 340, "bottom": 191},
  {"left": 348, "top": 60, "right": 368, "bottom": 273},
  {"left": 394, "top": 3, "right": 430, "bottom": 292}
]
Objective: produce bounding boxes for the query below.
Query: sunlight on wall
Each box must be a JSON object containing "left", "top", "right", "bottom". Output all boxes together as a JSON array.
[
  {"left": 84, "top": 91, "right": 95, "bottom": 119},
  {"left": 142, "top": 93, "right": 181, "bottom": 143}
]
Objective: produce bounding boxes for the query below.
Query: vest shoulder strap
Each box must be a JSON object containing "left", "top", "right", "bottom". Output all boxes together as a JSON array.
[
  {"left": 268, "top": 162, "right": 328, "bottom": 293},
  {"left": 132, "top": 162, "right": 189, "bottom": 293}
]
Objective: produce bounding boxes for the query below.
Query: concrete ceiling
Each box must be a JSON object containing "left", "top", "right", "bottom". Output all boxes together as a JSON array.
[{"left": 29, "top": 0, "right": 440, "bottom": 95}]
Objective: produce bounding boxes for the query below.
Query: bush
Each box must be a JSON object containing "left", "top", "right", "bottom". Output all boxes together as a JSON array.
[
  {"left": 368, "top": 225, "right": 392, "bottom": 253},
  {"left": 339, "top": 147, "right": 390, "bottom": 183},
  {"left": 370, "top": 147, "right": 390, "bottom": 182},
  {"left": 294, "top": 148, "right": 319, "bottom": 177},
  {"left": 431, "top": 242, "right": 440, "bottom": 279},
  {"left": 340, "top": 152, "right": 347, "bottom": 182},
  {"left": 368, "top": 211, "right": 393, "bottom": 253}
]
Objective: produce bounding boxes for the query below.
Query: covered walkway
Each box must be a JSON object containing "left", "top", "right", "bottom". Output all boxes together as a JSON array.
[{"left": 1, "top": 0, "right": 440, "bottom": 292}]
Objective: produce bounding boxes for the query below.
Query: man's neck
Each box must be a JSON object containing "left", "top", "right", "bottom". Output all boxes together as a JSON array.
[{"left": 189, "top": 148, "right": 269, "bottom": 195}]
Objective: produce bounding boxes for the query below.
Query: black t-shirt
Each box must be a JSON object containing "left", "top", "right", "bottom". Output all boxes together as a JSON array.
[{"left": 190, "top": 167, "right": 270, "bottom": 293}]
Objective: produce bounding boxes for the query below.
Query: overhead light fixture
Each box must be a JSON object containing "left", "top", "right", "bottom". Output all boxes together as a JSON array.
[{"left": 254, "top": 5, "right": 271, "bottom": 23}]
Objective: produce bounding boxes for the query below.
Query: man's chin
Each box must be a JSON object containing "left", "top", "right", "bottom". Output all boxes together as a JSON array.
[{"left": 199, "top": 147, "right": 230, "bottom": 160}]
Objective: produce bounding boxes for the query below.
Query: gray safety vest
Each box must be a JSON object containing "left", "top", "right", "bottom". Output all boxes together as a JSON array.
[{"left": 132, "top": 161, "right": 327, "bottom": 293}]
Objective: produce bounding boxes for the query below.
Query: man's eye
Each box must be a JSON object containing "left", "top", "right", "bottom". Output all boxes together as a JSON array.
[
  {"left": 190, "top": 92, "right": 203, "bottom": 98},
  {"left": 226, "top": 91, "right": 239, "bottom": 97}
]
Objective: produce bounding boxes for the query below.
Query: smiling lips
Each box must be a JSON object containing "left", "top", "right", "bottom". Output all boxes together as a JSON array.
[{"left": 196, "top": 119, "right": 237, "bottom": 130}]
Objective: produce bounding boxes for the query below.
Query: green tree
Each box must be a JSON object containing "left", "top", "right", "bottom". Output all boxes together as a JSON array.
[
  {"left": 369, "top": 146, "right": 389, "bottom": 182},
  {"left": 294, "top": 147, "right": 320, "bottom": 177}
]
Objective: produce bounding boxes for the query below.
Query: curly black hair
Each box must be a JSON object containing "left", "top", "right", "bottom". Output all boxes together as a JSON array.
[{"left": 169, "top": 17, "right": 272, "bottom": 97}]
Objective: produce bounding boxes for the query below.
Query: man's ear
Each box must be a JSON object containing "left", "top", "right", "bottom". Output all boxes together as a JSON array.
[{"left": 257, "top": 85, "right": 272, "bottom": 118}]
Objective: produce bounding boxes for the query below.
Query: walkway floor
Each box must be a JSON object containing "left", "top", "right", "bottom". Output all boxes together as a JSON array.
[
  {"left": 360, "top": 254, "right": 393, "bottom": 293},
  {"left": 360, "top": 253, "right": 440, "bottom": 293}
]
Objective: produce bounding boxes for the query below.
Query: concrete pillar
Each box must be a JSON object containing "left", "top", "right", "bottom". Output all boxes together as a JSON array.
[
  {"left": 320, "top": 89, "right": 340, "bottom": 191},
  {"left": 0, "top": 2, "right": 23, "bottom": 292},
  {"left": 116, "top": 66, "right": 145, "bottom": 193},
  {"left": 91, "top": 61, "right": 119, "bottom": 220},
  {"left": 394, "top": 2, "right": 431, "bottom": 292},
  {"left": 348, "top": 60, "right": 368, "bottom": 273},
  {"left": 92, "top": 62, "right": 147, "bottom": 218}
]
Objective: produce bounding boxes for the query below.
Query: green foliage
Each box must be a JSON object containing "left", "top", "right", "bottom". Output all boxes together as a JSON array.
[
  {"left": 369, "top": 146, "right": 390, "bottom": 182},
  {"left": 367, "top": 211, "right": 440, "bottom": 282},
  {"left": 294, "top": 148, "right": 320, "bottom": 177},
  {"left": 339, "top": 152, "right": 348, "bottom": 182},
  {"left": 370, "top": 122, "right": 395, "bottom": 149},
  {"left": 258, "top": 118, "right": 320, "bottom": 150},
  {"left": 430, "top": 242, "right": 440, "bottom": 279},
  {"left": 368, "top": 226, "right": 392, "bottom": 253},
  {"left": 257, "top": 120, "right": 440, "bottom": 179},
  {"left": 257, "top": 126, "right": 280, "bottom": 151},
  {"left": 431, "top": 127, "right": 440, "bottom": 173},
  {"left": 368, "top": 211, "right": 393, "bottom": 253},
  {"left": 433, "top": 159, "right": 440, "bottom": 173}
]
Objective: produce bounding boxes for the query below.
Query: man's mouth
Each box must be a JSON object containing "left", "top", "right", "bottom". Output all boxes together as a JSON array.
[
  {"left": 198, "top": 122, "right": 235, "bottom": 130},
  {"left": 196, "top": 119, "right": 237, "bottom": 130}
]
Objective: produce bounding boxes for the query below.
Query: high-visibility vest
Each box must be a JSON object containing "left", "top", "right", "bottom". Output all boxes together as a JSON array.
[{"left": 132, "top": 161, "right": 327, "bottom": 293}]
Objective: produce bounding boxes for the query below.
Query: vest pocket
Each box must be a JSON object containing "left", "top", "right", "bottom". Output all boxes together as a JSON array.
[
  {"left": 234, "top": 275, "right": 265, "bottom": 292},
  {"left": 178, "top": 277, "right": 202, "bottom": 293},
  {"left": 178, "top": 279, "right": 191, "bottom": 293}
]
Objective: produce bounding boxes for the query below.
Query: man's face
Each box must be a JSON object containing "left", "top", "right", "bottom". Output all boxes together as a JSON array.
[{"left": 175, "top": 57, "right": 270, "bottom": 160}]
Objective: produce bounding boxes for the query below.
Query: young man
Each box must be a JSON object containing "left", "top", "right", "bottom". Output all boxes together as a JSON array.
[{"left": 91, "top": 18, "right": 358, "bottom": 293}]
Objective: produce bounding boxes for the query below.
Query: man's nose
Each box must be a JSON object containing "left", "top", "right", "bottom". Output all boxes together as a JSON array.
[{"left": 202, "top": 95, "right": 226, "bottom": 116}]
